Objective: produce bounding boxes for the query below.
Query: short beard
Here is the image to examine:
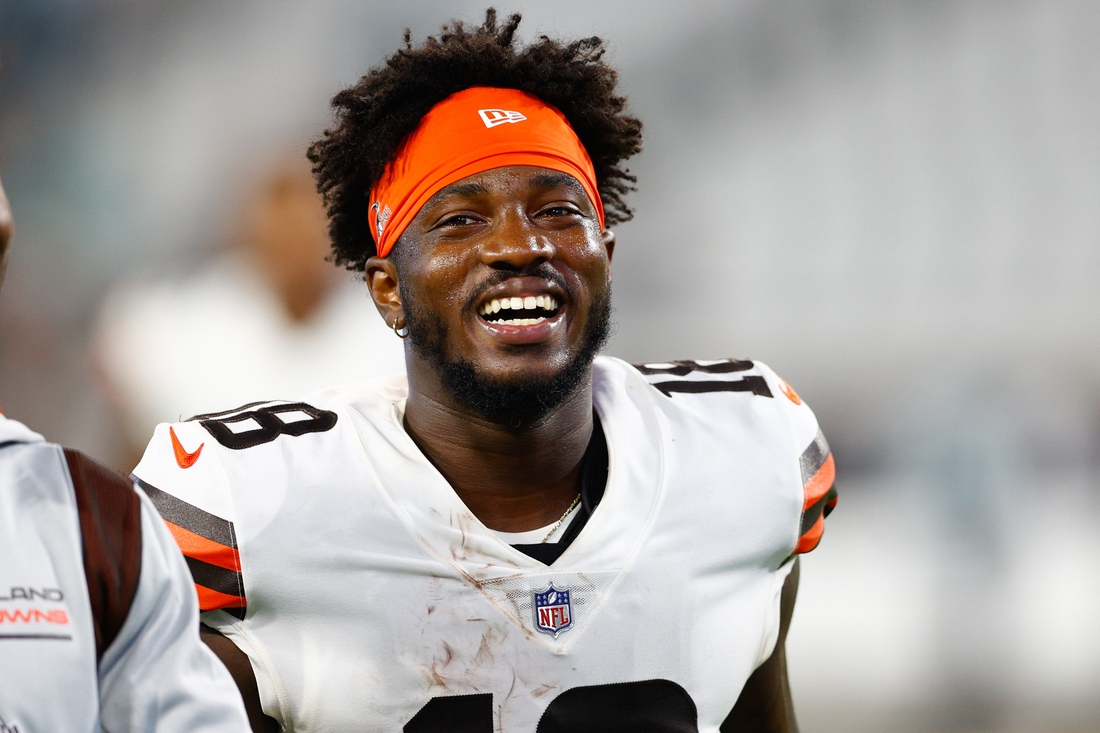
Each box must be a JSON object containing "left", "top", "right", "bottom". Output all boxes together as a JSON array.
[{"left": 403, "top": 284, "right": 613, "bottom": 427}]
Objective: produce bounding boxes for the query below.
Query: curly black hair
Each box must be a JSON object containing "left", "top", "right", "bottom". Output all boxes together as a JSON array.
[{"left": 308, "top": 9, "right": 643, "bottom": 271}]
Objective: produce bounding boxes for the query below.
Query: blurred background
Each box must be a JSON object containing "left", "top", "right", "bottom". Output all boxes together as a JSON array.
[{"left": 2, "top": 0, "right": 1099, "bottom": 730}]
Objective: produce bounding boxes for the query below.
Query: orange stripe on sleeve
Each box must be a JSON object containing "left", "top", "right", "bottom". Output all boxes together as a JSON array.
[
  {"left": 163, "top": 520, "right": 242, "bottom": 572},
  {"left": 194, "top": 584, "right": 247, "bottom": 613},
  {"left": 795, "top": 516, "right": 825, "bottom": 554},
  {"left": 802, "top": 453, "right": 836, "bottom": 511},
  {"left": 795, "top": 447, "right": 837, "bottom": 555}
]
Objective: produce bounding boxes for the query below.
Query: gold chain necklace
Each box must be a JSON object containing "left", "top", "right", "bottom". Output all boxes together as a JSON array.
[{"left": 541, "top": 493, "right": 582, "bottom": 543}]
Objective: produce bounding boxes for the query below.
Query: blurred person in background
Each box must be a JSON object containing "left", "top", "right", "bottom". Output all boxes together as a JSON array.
[
  {"left": 0, "top": 172, "right": 251, "bottom": 732},
  {"left": 93, "top": 155, "right": 405, "bottom": 467}
]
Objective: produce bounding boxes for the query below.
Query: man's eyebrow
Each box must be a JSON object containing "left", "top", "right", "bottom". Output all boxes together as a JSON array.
[
  {"left": 421, "top": 172, "right": 586, "bottom": 209},
  {"left": 426, "top": 180, "right": 490, "bottom": 204},
  {"left": 530, "top": 172, "right": 586, "bottom": 196}
]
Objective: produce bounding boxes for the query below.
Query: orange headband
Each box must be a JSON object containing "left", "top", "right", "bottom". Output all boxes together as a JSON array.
[{"left": 368, "top": 87, "right": 604, "bottom": 258}]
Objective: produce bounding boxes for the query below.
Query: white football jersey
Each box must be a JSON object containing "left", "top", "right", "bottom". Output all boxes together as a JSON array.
[{"left": 133, "top": 356, "right": 836, "bottom": 732}]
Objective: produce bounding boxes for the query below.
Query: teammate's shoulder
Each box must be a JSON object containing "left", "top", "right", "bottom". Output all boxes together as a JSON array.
[
  {"left": 0, "top": 419, "right": 144, "bottom": 652},
  {"left": 1, "top": 416, "right": 138, "bottom": 524},
  {"left": 1, "top": 414, "right": 135, "bottom": 504},
  {"left": 0, "top": 413, "right": 46, "bottom": 447}
]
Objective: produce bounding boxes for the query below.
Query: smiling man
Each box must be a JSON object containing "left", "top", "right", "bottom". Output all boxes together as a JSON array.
[{"left": 132, "top": 11, "right": 837, "bottom": 733}]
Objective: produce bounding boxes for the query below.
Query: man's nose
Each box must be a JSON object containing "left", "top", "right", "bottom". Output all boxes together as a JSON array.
[{"left": 479, "top": 209, "right": 554, "bottom": 270}]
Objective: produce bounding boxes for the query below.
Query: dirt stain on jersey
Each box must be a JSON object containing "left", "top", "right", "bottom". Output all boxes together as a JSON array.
[
  {"left": 529, "top": 682, "right": 557, "bottom": 699},
  {"left": 449, "top": 510, "right": 476, "bottom": 563},
  {"left": 419, "top": 623, "right": 510, "bottom": 694}
]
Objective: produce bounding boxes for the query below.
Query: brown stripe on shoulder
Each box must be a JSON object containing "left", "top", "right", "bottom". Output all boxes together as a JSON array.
[
  {"left": 64, "top": 449, "right": 142, "bottom": 661},
  {"left": 134, "top": 477, "right": 236, "bottom": 548}
]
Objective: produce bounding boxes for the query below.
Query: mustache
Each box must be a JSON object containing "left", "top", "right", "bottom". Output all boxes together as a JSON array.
[{"left": 462, "top": 265, "right": 576, "bottom": 313}]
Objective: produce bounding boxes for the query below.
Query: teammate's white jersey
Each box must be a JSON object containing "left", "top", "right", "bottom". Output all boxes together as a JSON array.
[
  {"left": 0, "top": 414, "right": 250, "bottom": 733},
  {"left": 133, "top": 356, "right": 836, "bottom": 732}
]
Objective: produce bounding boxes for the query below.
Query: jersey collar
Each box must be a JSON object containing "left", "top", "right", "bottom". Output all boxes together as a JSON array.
[{"left": 347, "top": 356, "right": 668, "bottom": 581}]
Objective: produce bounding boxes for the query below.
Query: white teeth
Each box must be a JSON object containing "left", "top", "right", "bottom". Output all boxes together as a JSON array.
[{"left": 480, "top": 295, "right": 561, "bottom": 317}]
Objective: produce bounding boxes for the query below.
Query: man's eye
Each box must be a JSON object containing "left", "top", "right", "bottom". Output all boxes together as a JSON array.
[
  {"left": 439, "top": 214, "right": 478, "bottom": 227},
  {"left": 539, "top": 205, "right": 581, "bottom": 218}
]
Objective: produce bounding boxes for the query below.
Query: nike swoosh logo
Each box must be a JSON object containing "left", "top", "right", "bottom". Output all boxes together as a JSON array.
[{"left": 170, "top": 426, "right": 204, "bottom": 469}]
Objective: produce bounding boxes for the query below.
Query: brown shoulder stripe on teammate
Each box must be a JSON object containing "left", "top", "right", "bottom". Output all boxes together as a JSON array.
[
  {"left": 134, "top": 477, "right": 246, "bottom": 620},
  {"left": 795, "top": 430, "right": 837, "bottom": 554},
  {"left": 64, "top": 449, "right": 142, "bottom": 661}
]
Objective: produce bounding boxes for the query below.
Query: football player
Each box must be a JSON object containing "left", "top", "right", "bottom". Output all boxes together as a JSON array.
[
  {"left": 0, "top": 174, "right": 250, "bottom": 731},
  {"left": 133, "top": 11, "right": 837, "bottom": 733}
]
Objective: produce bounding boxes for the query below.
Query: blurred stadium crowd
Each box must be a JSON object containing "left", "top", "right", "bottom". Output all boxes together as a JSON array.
[{"left": 2, "top": 1, "right": 1099, "bottom": 731}]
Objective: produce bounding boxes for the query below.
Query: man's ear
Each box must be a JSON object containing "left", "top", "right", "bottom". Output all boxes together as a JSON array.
[
  {"left": 602, "top": 229, "right": 616, "bottom": 263},
  {"left": 365, "top": 255, "right": 403, "bottom": 328}
]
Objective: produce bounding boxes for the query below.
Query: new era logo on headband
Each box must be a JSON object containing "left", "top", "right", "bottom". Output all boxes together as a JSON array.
[
  {"left": 478, "top": 109, "right": 527, "bottom": 128},
  {"left": 371, "top": 201, "right": 391, "bottom": 240}
]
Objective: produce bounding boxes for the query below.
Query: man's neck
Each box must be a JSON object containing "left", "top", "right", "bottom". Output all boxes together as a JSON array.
[{"left": 402, "top": 358, "right": 594, "bottom": 533}]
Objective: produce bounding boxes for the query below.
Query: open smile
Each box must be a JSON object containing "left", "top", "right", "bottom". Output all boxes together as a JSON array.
[
  {"left": 474, "top": 284, "right": 568, "bottom": 345},
  {"left": 478, "top": 294, "right": 561, "bottom": 326}
]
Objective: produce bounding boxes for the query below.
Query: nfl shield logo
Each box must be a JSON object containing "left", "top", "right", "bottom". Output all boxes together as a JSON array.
[{"left": 533, "top": 583, "right": 573, "bottom": 637}]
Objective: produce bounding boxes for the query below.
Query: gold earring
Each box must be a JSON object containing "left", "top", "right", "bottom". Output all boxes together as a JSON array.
[{"left": 392, "top": 318, "right": 409, "bottom": 339}]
